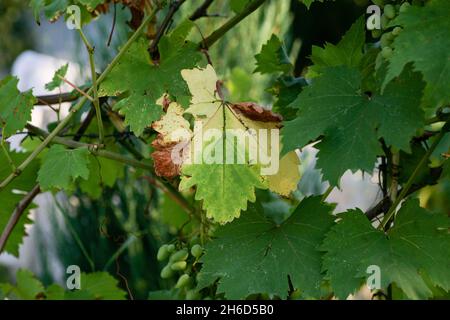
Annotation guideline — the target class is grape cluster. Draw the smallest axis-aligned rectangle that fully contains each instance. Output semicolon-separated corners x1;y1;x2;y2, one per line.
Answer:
157;242;205;299
370;1;428;60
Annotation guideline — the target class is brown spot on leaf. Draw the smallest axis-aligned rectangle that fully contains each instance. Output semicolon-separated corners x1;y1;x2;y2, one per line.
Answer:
151;136;181;178
230;102;283;123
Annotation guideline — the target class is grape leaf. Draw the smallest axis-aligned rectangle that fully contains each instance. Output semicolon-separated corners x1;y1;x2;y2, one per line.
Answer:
298;0;331;9
0;269;45;300
282;65;425;185
0;150;39;256
307;16;365;78
267;151;301;197
79;155;124;199
45;64;68;91
230;0;251;13
99;21;202;136
197;196;335;299
254;35;293;75
383;0;450;108
321;199;450;299
179;66;300;223
65;272;127;300
267;76;307;121
30;0;105;23
0;76;36;137
37;145;90;191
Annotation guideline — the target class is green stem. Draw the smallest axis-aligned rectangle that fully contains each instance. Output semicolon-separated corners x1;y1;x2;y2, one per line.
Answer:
390;150;399;203
79;28;104;144
379;121;449;230
201;0;267;48
53;196;96;272
0;134;16;172
321;185;334;201
27;123;154;171
0;10;157;192
103;235;138;271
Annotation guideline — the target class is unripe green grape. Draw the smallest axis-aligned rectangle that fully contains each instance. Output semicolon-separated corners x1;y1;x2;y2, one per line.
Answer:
167;244;175;253
157;244;170;261
392;26;402;36
191;244;203;258
380;33;393;47
400;2;411;12
186;290;200;300
175;274;191;289
171;261;187;271
381;46;393;59
371;29;382;38
160;264;174;279
381;14;389;30
169;249;188;262
384;4;396;19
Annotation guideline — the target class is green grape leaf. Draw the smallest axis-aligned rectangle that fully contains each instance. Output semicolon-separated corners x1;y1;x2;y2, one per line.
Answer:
45;64;69;91
383;0;450;108
307;16;365;78
15;269;46;300
38;145;90;191
230;0;251;13
0;269;45;300
99;21;202;136
79;155;124;199
77;0;103;11
282;65;425;185
254;35;293;75
180;164;267;224
267;76;307;121
65;272;127;300
30;0;68;23
197;197;335;299
0;76;36;137
321;199;450;299
298;0;331;9
30;0;105;23
0;150;39;256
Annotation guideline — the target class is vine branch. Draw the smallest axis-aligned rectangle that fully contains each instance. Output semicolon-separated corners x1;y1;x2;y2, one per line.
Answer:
201;0;267;48
379;121;449;230
78;28;105;144
0;9;158;192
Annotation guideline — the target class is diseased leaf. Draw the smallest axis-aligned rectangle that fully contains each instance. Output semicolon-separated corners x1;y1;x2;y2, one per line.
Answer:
38;145;90;191
383;0;450;108
197;197;335;299
267;151;301;197
321;199;450;299
178;66;298;223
